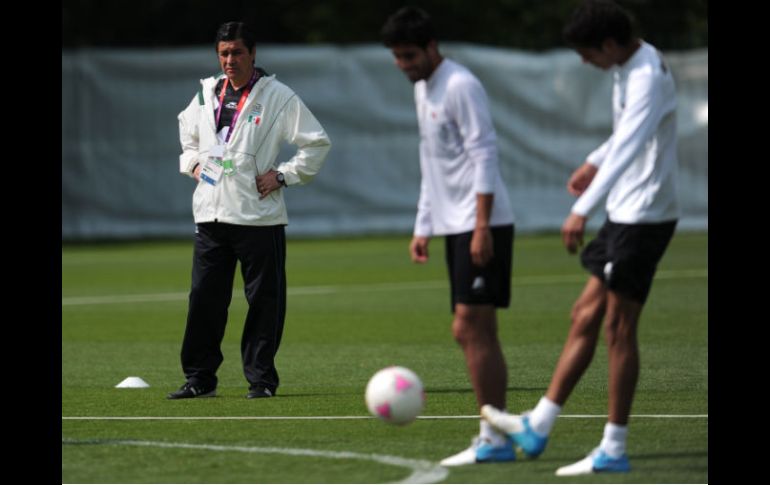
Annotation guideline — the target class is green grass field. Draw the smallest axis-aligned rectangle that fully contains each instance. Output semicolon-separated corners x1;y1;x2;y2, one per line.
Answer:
62;232;707;483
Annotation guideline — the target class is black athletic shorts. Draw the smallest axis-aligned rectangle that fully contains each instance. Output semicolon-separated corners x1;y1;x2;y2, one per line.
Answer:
445;224;514;312
580;218;677;304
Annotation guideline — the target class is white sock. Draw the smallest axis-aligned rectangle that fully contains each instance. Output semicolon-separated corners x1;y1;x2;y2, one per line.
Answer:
480;419;507;446
528;396;561;436
599;422;628;458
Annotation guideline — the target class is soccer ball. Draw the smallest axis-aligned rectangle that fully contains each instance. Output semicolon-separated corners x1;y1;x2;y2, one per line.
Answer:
365;366;425;425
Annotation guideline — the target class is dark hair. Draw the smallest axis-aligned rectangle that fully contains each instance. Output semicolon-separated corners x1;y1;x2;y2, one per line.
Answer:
381;6;436;48
563;0;634;48
215;21;257;51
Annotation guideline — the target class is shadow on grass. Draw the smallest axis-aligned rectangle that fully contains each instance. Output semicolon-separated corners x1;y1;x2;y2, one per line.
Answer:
279;385;547;398
634;450;708;460
427;386;548;394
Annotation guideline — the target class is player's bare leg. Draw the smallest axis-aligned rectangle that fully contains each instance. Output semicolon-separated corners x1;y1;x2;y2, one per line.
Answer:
453;303;507;409
603;291;643;425
554;287;641;477
483;276;606;458
440;303;515;466
546;276;607;404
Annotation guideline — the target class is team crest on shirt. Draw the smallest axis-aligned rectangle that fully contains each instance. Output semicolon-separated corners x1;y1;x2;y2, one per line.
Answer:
247;103;263;125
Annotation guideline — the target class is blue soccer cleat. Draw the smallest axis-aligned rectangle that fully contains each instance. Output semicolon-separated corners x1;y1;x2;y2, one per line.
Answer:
555;447;631;476
439;436;516;467
481;405;548;457
512;415;548;457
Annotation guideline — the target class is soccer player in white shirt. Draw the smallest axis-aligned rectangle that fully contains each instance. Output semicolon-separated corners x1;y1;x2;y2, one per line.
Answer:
482;0;678;476
382;6;517;467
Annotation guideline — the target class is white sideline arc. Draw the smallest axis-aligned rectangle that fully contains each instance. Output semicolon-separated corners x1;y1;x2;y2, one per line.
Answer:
61;269;707;306
61;438;448;484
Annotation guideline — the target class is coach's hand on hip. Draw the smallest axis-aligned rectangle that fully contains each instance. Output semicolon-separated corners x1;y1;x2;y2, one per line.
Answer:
256;170;283;199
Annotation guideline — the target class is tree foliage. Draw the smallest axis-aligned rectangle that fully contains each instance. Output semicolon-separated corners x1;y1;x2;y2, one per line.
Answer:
62;0;707;50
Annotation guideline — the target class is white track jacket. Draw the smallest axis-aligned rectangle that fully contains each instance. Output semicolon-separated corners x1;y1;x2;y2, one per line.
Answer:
178;73;331;226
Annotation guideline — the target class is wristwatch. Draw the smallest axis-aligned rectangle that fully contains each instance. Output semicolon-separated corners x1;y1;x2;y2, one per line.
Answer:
276;171;286;187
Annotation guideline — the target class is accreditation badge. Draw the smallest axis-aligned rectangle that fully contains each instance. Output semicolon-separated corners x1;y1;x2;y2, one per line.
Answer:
201;143;226;185
200;158;224;186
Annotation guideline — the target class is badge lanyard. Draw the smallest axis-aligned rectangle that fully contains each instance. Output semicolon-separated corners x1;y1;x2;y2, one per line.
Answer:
215;68;259;143
205;68;259;181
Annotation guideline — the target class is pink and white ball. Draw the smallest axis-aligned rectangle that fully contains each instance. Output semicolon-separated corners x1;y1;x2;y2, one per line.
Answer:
365;366;425;425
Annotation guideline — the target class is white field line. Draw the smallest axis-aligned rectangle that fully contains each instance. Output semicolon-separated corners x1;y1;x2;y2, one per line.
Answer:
60;438;448;484
62;414;707;420
61;269;707;306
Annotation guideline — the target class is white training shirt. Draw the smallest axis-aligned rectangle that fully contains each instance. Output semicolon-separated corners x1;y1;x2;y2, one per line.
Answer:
572;41;679;224
413;59;514;237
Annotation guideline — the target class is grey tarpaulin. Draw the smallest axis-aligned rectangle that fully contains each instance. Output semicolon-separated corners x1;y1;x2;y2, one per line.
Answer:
62;44;707;240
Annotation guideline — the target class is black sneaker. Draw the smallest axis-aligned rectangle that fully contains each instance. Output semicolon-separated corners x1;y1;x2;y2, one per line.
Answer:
167;382;216;399
246;387;274;399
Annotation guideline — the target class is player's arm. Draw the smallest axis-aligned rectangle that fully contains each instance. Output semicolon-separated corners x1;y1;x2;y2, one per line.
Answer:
178;95;202;181
449;79;498;267
410;236;430;263
411;177;432;264
561;212;587;254
570;70;662;218
567;162;598;196
567;131;611;195
471;193;494;266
